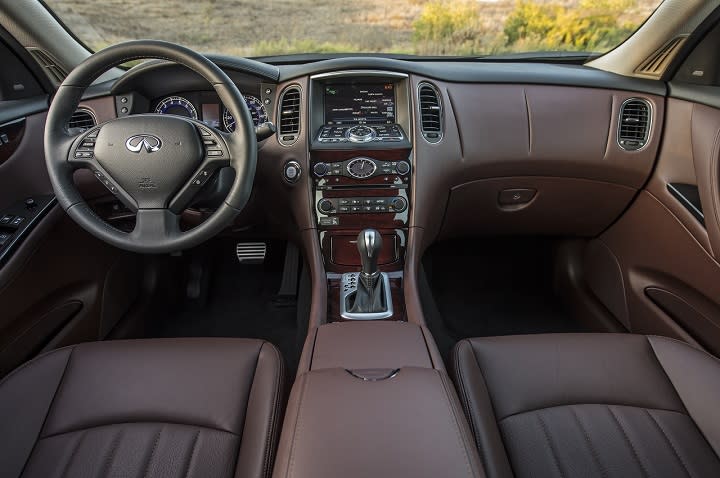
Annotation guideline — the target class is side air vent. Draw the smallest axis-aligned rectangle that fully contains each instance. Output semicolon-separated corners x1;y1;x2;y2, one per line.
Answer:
618;99;651;151
67;108;97;134
27;48;68;84
278;86;301;145
418;82;442;143
635;36;687;78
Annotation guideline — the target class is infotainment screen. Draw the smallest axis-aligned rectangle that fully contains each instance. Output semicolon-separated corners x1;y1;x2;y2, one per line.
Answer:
324;83;395;125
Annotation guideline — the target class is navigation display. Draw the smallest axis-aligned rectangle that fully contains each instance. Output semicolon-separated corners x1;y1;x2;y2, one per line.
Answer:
324;83;395;125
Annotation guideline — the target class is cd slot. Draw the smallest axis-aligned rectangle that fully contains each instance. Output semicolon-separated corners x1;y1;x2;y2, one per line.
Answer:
318;183;407;191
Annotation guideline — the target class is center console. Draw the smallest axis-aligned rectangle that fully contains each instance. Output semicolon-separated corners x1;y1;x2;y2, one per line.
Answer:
308;72;412;322
273;321;484;478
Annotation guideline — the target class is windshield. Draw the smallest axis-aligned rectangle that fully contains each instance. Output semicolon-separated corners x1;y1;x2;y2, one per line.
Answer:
44;0;662;58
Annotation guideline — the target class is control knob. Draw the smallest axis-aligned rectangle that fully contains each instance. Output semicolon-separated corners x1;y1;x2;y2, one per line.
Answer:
313;162;329;177
390;197;407;212
318;199;334;213
346;125;376;143
396;161;411;175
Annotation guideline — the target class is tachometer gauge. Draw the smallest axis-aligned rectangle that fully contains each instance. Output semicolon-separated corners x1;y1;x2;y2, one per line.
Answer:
223;95;268;132
154;96;198;119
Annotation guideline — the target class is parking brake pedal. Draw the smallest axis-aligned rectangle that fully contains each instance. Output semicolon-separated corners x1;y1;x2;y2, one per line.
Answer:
236;242;267;264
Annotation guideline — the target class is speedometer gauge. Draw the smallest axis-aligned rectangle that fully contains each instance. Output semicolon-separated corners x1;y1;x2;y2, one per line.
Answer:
223;95;268;132
155;96;198;119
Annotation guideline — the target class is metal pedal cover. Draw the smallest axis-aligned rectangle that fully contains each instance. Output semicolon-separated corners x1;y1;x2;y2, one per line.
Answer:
236;242;267;264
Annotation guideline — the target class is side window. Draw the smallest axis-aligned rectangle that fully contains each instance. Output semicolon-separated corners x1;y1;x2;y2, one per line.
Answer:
0;38;44;101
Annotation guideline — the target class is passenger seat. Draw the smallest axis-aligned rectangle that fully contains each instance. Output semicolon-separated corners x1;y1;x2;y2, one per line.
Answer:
452;334;720;478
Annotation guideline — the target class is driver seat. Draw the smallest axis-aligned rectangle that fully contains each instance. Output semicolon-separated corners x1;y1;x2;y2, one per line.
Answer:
0;338;284;478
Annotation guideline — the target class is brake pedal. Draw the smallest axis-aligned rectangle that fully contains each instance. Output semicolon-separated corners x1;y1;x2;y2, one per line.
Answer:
236;242;267;264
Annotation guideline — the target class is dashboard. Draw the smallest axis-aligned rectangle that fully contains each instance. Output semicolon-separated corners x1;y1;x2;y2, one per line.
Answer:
77;56;664;258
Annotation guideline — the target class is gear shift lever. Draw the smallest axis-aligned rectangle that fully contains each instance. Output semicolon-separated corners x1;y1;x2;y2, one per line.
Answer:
345;228;389;316
357;229;382;289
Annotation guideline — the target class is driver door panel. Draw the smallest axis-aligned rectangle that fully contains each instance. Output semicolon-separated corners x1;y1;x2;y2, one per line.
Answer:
0;81;139;378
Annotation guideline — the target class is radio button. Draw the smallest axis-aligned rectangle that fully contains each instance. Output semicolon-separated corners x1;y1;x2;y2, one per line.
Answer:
313;162;329;177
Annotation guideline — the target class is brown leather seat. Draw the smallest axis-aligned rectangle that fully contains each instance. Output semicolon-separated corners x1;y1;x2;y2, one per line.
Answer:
452;333;720;478
0;338;284;478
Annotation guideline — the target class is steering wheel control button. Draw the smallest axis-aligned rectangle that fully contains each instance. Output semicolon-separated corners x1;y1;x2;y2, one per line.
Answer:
498;188;537;206
192;169;212;187
206;150;223;157
283;161;302;183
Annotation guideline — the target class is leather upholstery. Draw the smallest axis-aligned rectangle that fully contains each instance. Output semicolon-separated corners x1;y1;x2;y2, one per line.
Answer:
310;322;433;370
272;367;485;478
0;338;284;478
452;334;720;478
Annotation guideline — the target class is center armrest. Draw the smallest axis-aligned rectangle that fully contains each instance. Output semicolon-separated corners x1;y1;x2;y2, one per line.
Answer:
310;321;436;370
272;367;485;478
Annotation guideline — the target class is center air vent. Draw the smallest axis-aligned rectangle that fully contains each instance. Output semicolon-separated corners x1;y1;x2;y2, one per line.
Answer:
618;99;651;151
67;108;97;134
278;86;301;145
418;82;442;143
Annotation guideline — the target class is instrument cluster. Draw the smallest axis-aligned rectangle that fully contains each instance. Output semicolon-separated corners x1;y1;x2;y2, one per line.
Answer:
152;92;269;132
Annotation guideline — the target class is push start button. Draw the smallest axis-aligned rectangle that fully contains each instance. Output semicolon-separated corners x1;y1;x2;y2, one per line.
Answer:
498;188;536;206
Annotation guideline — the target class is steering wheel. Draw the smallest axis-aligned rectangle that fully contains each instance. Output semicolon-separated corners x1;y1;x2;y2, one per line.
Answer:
44;40;257;253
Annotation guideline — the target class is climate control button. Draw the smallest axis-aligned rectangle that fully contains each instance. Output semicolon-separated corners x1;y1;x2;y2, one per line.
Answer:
318;199;334;213
390;197;407;212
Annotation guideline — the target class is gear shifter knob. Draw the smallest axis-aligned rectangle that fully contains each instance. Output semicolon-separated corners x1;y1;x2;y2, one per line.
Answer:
357;229;382;287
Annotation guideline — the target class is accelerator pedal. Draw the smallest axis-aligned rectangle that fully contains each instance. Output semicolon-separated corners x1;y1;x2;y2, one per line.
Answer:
236;242;267;265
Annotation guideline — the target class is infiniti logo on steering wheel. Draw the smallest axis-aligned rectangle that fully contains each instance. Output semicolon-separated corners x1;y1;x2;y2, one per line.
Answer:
125;134;162;153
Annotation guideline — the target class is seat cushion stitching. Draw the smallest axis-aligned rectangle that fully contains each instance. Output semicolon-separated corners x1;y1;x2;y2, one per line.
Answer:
99;428;123;477
569;405;608;478
141;426;163;478
499;403;687;423
645;409;693;478
181;429;200;478
607;405;649;478
40;420;240;440
536;411;566;478
59;429;86;478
